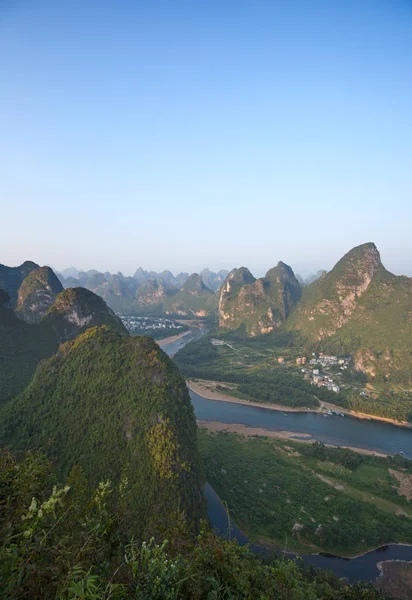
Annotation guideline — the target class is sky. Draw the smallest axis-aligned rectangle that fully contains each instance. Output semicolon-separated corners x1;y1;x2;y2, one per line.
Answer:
1;0;411;278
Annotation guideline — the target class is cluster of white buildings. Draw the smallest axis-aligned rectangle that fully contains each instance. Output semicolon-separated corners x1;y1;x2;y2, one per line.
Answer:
119;315;184;333
301;352;352;393
309;352;350;370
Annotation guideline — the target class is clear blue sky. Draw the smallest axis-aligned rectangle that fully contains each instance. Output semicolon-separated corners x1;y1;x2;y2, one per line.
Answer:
1;0;411;277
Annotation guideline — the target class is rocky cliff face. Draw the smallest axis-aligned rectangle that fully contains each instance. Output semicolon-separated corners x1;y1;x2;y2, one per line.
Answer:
44;287;128;339
288;243;383;340
15;266;63;323
135;280;172;307
218;263;301;335
288;243;412;381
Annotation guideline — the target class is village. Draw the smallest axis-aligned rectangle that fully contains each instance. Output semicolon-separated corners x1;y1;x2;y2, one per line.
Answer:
277;352;352;393
119;315;185;334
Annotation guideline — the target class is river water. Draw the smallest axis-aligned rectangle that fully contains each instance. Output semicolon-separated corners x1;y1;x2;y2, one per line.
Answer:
204;483;412;583
161;329;412;581
190;392;412;459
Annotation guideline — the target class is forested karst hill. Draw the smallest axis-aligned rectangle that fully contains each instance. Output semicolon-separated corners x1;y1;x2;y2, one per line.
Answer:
164;273;218;316
0;326;203;534
15;266;63;323
219;262;301;335
287;243;412;381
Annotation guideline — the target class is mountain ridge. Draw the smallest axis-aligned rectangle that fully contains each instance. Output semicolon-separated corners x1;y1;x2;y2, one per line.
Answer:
58;267;224;316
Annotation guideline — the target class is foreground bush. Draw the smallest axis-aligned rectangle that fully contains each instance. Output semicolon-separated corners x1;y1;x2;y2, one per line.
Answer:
0;449;388;599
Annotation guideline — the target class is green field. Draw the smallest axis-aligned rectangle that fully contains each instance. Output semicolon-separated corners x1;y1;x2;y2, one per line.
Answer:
198;429;412;556
175;333;347;409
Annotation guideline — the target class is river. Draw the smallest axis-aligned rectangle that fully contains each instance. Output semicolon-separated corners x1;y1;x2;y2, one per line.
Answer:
161;329;412;581
190;392;412;459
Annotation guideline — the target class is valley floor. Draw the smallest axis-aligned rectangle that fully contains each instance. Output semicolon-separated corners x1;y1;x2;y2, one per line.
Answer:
198;429;412;558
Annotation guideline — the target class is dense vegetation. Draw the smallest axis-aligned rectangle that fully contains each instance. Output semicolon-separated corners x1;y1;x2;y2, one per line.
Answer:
0;326;203;535
0;448;388;599
347;392;412;423
198;429;412;556
0;293;58;402
214;244;412;419
0;285;127;404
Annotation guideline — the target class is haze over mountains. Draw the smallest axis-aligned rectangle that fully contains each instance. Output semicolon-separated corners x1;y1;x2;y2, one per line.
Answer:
57;266;228;316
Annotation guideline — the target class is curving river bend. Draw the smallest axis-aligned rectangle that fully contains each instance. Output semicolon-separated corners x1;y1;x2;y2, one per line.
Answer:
162;328;412;581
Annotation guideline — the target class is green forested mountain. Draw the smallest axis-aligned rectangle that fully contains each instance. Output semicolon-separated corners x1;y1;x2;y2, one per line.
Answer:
219;262;301;335
0;290;58;403
0;326;203;534
164;273;218;316
15;266;63;323
287;243;412;382
0;279;127;403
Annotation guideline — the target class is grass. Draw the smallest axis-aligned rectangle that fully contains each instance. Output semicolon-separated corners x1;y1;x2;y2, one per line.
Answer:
198;428;412;557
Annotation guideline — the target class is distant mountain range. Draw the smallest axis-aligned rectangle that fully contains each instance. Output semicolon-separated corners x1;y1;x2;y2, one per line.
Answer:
57;267;228;316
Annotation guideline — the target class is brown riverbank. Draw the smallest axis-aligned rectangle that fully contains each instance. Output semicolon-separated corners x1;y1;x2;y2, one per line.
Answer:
375;560;412;598
198;420;389;457
188;380;312;413
157;331;190;347
188;379;412;430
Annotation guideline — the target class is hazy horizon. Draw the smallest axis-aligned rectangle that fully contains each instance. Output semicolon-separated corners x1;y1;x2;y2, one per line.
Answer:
1;1;411;277
2;238;411;281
